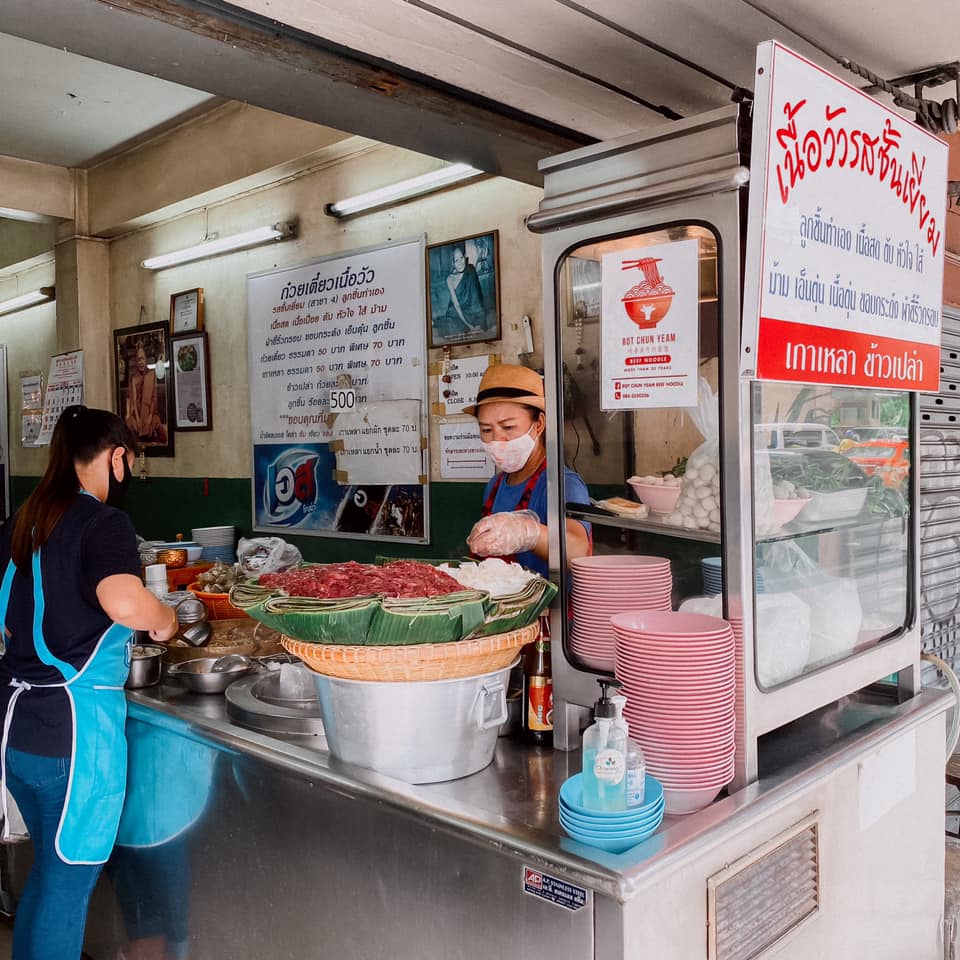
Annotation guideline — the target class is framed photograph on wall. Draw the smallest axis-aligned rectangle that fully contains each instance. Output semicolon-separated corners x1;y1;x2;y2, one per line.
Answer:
171;332;212;431
170;288;204;334
426;230;500;348
113;321;174;457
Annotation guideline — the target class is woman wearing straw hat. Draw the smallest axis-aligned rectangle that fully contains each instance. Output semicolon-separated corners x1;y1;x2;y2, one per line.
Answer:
464;364;590;576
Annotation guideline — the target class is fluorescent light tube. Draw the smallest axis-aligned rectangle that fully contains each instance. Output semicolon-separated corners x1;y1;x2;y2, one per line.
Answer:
141;221;296;270
326;163;485;218
0;286;55;317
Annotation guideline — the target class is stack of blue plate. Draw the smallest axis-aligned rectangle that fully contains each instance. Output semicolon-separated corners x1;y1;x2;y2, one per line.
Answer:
701;556;723;596
558;772;664;853
701;557;763;597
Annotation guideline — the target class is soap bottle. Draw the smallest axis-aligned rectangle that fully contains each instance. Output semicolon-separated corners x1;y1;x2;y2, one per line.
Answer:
581;679;627;812
612;695;646;808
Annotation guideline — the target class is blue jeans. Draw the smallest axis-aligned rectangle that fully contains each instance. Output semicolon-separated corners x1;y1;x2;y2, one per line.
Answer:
6;748;103;960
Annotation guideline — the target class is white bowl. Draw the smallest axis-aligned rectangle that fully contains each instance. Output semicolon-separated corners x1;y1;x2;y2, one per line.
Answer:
185;546;204;562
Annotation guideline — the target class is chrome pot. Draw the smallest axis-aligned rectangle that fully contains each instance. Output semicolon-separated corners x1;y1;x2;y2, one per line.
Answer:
312;658;516;784
126;643;166;689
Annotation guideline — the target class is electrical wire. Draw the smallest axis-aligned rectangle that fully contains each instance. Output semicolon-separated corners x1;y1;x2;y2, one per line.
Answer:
922;651;960;761
570;420;583;471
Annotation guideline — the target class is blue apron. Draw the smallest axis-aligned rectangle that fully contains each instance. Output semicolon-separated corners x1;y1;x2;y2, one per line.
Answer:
0;547;133;865
116;710;216;849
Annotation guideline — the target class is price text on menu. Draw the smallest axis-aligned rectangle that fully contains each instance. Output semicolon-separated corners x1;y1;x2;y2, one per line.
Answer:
742;41;948;392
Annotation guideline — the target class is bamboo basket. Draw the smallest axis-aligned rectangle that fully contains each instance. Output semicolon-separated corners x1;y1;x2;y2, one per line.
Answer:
282;622;539;682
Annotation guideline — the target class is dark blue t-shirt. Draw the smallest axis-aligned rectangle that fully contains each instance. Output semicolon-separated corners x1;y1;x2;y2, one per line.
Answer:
0;495;141;756
482;466;591;577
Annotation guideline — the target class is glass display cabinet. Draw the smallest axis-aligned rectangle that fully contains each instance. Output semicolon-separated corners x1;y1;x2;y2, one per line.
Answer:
527;105;921;788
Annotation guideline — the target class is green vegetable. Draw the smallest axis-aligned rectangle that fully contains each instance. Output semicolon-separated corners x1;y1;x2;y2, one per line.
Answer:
864;476;909;519
769;450;868;493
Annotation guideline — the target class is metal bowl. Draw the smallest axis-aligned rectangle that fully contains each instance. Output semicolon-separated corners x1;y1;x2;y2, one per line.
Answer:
157;548;188;569
126;644;166;688
168;657;256;694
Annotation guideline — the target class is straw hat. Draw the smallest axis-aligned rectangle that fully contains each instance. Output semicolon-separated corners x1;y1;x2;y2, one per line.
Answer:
463;364;545;418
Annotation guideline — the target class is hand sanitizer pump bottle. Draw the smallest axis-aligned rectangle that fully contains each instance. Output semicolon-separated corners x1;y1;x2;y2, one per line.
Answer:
611;694;646;807
581;679;627;812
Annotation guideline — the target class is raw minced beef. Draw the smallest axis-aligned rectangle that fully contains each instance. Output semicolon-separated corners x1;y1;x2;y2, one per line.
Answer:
259;561;464;600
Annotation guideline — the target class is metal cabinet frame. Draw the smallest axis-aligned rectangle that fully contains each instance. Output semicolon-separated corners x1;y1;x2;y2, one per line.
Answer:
528;104;922;788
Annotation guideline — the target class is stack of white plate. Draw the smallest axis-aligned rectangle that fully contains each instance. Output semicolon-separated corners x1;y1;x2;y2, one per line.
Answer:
569;556;672;672
192;525;235;563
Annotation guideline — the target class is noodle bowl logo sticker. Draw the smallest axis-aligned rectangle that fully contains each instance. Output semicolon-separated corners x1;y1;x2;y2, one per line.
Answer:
265;449;320;524
620;257;675;329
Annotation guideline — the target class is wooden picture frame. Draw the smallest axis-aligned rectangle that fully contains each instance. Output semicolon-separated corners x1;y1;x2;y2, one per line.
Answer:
170;288;204;334
426;230;500;348
171;332;213;431
113;321;174;457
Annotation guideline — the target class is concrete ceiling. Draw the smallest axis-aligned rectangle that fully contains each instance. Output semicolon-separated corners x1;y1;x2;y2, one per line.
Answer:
219;0;960;138
0;31;216;168
0;1;956;177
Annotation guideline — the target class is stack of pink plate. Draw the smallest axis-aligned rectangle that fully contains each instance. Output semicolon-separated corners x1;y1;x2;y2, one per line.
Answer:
570;556;672;672
680;595;746;771
611;610;735;816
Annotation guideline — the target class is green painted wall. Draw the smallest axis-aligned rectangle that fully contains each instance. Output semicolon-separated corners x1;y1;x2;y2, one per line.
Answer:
12;475;486;563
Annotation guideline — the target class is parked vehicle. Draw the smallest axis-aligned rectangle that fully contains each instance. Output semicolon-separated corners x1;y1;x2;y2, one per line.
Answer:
755;422;841;451
843;440;910;488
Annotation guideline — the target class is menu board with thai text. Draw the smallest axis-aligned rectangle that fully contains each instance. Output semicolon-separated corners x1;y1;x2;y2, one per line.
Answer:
246;238;429;541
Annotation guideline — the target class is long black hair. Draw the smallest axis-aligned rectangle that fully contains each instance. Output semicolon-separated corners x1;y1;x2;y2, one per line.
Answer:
12;405;139;569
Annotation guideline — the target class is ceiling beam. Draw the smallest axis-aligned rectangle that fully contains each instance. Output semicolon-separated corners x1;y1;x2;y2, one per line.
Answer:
0;156;75;223
0;0;589;187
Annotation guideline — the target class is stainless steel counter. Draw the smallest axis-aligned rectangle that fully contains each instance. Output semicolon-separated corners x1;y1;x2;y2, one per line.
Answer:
124;680;951;903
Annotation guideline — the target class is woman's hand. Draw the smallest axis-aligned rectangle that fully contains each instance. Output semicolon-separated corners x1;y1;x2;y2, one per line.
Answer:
467;510;542;557
149;605;179;644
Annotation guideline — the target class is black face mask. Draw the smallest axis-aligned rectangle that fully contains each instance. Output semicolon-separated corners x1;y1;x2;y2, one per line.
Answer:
106;449;133;508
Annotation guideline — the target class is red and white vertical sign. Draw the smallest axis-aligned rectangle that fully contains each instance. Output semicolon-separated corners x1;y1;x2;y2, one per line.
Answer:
741;42;948;392
600;238;700;409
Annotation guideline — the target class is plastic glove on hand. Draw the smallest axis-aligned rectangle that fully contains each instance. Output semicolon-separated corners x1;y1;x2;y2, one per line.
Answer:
467;510;542;558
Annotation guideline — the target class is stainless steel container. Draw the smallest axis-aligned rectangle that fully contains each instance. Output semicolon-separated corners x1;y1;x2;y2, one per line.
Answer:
126;644;166;688
312;659;516;784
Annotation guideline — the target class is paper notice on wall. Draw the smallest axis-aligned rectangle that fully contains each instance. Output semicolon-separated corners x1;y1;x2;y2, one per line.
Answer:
19;372;43;447
858;730;916;831
438;421;495;480
600;238;699;410
331;400;424;485
432;354;497;415
37;351;83;446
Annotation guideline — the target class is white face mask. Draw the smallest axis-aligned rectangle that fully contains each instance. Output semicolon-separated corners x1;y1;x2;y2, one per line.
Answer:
482;425;539;473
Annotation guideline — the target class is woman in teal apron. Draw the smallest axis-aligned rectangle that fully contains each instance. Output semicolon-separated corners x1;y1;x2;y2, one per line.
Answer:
464;364;591;574
0;406;179;960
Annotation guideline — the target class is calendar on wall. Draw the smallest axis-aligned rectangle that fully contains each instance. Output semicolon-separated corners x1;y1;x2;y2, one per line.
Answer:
37;350;84;446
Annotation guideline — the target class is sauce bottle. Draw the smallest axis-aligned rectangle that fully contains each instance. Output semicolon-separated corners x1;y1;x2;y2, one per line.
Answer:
522;630;553;746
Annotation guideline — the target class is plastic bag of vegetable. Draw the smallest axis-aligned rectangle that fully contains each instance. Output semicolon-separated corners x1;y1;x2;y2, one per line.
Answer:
237;537;303;578
756;541;861;667
661;377;721;532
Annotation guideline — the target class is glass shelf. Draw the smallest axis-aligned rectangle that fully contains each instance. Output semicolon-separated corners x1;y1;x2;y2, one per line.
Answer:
756;513;908;544
566;504;721;544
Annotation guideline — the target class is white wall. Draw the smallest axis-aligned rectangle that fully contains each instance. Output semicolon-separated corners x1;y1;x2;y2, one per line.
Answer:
109;140;543;478
0;254;57;476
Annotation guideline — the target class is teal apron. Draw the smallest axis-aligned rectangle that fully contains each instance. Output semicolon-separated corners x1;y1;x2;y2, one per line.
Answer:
0;546;133;865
